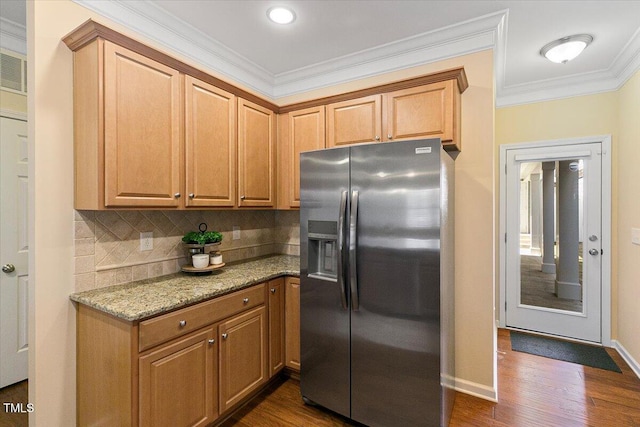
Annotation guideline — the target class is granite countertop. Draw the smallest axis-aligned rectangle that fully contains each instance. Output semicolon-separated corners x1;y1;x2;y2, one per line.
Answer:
70;255;300;322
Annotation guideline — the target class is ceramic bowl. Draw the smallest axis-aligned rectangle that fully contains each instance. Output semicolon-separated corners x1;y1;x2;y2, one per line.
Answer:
210;253;223;265
192;254;210;269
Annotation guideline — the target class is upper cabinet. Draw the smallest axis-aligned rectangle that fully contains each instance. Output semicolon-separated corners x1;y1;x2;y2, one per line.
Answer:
64;20;279;210
326;80;462;150
326;95;381;147
73;39;183;209
65;20;466;210
237;99;276;208
278;106;326;209
185;76;236;208
384;80;459;148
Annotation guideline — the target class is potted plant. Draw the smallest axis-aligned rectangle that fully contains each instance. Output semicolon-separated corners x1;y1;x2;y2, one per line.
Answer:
182;223;223;254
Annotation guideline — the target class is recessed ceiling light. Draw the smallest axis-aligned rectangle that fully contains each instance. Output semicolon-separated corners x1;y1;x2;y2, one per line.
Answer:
540;34;593;64
267;6;296;25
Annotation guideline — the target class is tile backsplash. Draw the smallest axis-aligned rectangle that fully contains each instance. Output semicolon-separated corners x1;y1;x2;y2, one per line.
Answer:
74;209;300;292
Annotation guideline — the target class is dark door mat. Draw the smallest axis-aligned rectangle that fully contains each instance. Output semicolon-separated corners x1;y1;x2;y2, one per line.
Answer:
510;331;622;373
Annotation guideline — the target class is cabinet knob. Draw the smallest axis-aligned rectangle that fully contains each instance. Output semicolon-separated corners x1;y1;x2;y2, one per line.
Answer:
240;195;246;200
208;339;215;345
222;333;228;339
179;320;187;327
189;193;195;199
374;135;380;141
243;297;249;304
270;288;276;294
174;192;181;198
387;134;393;140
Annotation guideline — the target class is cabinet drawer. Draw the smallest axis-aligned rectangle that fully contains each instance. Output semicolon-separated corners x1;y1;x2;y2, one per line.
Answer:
139;284;265;352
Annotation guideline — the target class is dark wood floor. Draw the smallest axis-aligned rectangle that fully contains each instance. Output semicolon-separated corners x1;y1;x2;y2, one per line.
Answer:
2;330;638;426
0;380;28;427
222;329;640;427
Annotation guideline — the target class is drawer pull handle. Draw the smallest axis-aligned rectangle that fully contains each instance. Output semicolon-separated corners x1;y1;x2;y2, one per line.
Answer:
179;320;187;327
243;298;249;304
270;288;276;294
208;339;215;345
222;333;228;339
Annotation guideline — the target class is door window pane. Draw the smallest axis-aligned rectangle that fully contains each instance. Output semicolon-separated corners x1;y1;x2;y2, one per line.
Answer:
519;160;583;313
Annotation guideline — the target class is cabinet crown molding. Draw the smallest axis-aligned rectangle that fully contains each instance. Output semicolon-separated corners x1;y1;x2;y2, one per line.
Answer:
63;20;467;116
278;68;467;114
63;19;279;112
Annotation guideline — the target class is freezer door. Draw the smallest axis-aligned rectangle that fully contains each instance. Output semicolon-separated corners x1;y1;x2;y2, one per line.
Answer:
300;147;351;418
349;139;443;427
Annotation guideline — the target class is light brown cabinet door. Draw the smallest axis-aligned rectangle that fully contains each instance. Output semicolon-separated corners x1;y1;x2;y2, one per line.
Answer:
384;81;455;143
278;106;325;208
267;278;285;376
219;305;267;413
237;99;276;207
185;76;236;207
103;41;182;207
285;277;300;371
139;328;217;427
326;95;382;147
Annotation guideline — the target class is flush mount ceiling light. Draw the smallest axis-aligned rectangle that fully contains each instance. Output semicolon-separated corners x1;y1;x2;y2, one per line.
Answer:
540;34;593;64
267;6;296;24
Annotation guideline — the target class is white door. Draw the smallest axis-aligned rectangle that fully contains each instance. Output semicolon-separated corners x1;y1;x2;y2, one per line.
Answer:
504;142;602;342
0;116;29;387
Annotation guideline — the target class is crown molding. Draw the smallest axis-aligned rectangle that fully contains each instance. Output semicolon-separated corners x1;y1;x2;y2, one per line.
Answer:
272;10;506;98
0;17;26;55
72;0;276;98
496;26;640;107
69;1;638;107
73;0;504;101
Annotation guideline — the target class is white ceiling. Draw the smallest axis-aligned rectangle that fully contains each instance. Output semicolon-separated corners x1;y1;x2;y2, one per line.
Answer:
1;1;639;106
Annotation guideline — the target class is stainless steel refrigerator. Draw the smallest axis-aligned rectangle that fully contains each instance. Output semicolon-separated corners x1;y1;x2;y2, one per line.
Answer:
300;138;455;427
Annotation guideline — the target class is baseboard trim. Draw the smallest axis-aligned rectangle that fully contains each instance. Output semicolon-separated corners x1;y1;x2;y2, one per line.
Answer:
612;340;640;379
454;377;497;402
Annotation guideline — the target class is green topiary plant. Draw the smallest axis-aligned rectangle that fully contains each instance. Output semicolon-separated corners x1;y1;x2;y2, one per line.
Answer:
182;230;223;245
182;223;223;245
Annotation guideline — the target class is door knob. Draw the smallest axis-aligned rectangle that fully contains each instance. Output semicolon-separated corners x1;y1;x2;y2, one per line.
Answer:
588;249;599;256
2;264;15;273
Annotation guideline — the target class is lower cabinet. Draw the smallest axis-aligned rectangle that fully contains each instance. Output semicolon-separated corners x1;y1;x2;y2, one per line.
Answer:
219;305;267;413
76;278;298;427
268;277;285;376
139;328;217;427
285;277;301;371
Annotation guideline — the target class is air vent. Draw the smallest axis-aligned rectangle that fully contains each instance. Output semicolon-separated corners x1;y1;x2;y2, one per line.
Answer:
0;50;27;94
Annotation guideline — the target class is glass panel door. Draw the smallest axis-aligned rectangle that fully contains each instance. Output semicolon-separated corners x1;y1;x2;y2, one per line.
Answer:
505;143;601;342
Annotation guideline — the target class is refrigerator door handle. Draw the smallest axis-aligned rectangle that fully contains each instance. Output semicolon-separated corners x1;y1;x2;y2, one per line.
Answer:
349;190;360;311
337;190;348;310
